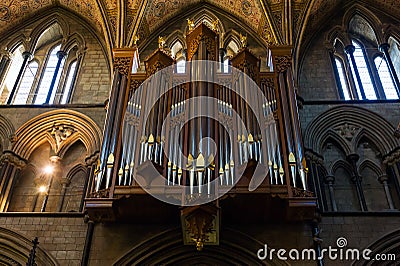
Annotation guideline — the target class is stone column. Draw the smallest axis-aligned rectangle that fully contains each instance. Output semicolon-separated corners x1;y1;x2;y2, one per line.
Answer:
45;50;67;104
0;151;26;211
378;174;395;210
325;175;338;212
347;153;368;211
57;178;71;212
0;50;11;83
6;51;32;104
345;45;366;100
379;43;400;98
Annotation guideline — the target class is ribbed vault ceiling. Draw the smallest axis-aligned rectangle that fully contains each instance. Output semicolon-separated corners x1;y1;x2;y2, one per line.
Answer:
0;0;400;51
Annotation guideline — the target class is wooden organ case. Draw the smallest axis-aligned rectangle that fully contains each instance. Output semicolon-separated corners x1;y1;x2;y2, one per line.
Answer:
85;23;316;250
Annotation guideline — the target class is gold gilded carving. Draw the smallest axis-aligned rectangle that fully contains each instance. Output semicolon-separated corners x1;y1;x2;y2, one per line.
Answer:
181;205;219;251
158;36;165;49
187;18;195;31
211;19;219;31
239;33;247;48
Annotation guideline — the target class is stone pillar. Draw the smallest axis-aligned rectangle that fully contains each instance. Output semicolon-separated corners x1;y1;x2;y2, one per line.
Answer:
0;151;26;211
0;50;11;83
45;50;67;104
347;153;368;211
325;175;338;212
379;43;400;98
6;51;33;104
345;45;366;100
306;150;328;211
57;178;71;212
378;174;395;210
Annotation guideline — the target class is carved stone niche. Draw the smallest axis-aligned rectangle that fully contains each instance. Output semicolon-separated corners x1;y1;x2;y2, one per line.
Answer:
181;204;220;251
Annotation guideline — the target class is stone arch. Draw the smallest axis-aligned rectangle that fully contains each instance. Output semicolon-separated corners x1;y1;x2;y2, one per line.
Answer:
61;32;86;53
319;130;352;156
66;163;87;181
113;227;288;265
304;106;399;157
0;114;15;152
62;163;87;212
29;16;69;54
191;9;226;36
0;227;58;265
342;4;384;45
358;159;383;177
382;25;400;45
139;2;269;54
2;34;30;55
12;109;102;160
223;29;241;54
354;229;400;265
325;26;351;47
329;159;353;177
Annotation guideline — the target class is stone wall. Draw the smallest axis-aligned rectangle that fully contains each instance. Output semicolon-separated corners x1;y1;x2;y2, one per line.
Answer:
0;214;86;265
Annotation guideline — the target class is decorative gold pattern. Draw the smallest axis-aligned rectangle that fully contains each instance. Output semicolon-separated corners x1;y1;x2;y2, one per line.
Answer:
145;0;262;33
181;205;219;251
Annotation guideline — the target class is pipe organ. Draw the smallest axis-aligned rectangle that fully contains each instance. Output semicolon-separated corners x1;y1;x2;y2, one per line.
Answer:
86;22;315;223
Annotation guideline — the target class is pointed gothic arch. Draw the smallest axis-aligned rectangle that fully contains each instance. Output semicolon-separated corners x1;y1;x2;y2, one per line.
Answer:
0;227;58;265
304;106;400;157
113;228;287;266
342;4;384;45
12;109;102;160
0;114;15;152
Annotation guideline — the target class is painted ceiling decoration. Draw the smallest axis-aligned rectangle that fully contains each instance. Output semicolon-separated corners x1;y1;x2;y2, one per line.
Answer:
1;0;400;54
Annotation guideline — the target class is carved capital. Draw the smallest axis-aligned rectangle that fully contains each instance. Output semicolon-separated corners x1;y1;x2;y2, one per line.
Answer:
378;174;388;184
0;151;26;168
325;175;335;184
60;178;71;186
382;148;400;165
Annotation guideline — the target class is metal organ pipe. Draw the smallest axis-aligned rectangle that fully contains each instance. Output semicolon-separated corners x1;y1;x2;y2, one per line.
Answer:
110;26;309;206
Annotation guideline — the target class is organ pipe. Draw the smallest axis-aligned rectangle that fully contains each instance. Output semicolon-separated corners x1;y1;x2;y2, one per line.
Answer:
92;23;310;202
